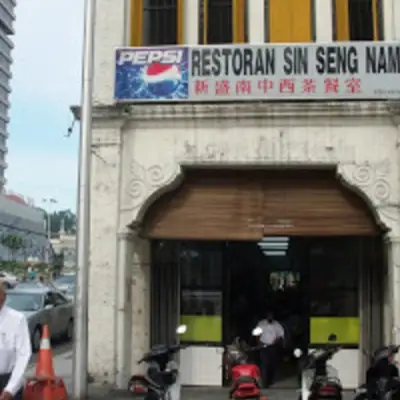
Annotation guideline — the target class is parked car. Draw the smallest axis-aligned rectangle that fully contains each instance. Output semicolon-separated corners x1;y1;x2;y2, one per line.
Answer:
53;274;76;297
5;287;74;352
0;271;19;288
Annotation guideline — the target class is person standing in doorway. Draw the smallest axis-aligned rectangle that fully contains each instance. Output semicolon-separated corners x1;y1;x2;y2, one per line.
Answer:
256;310;284;388
0;282;32;399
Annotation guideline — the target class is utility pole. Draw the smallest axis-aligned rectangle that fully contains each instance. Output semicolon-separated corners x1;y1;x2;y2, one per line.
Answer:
42;198;57;264
71;0;96;398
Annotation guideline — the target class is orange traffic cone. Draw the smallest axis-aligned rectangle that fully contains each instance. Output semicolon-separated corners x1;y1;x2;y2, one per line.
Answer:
35;325;55;379
23;325;68;400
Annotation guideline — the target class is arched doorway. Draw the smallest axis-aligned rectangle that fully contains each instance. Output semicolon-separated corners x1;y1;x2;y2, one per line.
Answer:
142;169;384;388
142;169;381;238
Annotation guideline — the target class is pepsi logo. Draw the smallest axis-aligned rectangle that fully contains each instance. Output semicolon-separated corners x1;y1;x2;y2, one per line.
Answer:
142;63;182;97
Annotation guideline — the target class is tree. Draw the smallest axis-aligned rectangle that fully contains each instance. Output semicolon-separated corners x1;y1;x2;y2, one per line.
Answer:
41;209;77;235
1;234;25;261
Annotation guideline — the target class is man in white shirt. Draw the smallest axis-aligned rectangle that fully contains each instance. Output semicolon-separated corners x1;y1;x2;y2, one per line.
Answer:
256;310;284;388
0;282;32;400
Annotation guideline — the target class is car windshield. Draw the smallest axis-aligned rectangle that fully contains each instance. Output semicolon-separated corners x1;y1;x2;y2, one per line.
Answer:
55;275;75;285
6;293;43;312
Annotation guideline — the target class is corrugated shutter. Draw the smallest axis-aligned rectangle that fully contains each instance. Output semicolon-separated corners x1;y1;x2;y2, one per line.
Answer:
143;170;264;240
262;170;379;236
142;169;380;239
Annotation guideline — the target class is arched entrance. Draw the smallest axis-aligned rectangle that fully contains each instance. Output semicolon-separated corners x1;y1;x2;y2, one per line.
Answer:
142;169;384;388
142;168;381;238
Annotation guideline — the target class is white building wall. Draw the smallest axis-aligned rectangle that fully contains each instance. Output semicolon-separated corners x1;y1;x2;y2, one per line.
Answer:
86;0;400;386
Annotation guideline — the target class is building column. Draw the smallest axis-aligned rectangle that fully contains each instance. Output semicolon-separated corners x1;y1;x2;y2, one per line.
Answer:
384;234;400;346
383;0;400;40
315;0;333;41
130;235;151;375
184;0;199;44
115;228;134;388
247;0;264;43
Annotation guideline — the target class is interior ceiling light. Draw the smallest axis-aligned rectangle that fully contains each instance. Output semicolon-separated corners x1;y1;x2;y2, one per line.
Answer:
260;236;289;242
258;242;288;248
263;250;286;256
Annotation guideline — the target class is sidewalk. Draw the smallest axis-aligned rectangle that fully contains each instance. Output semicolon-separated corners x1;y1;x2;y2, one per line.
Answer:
25;350;73;393
26;354;355;399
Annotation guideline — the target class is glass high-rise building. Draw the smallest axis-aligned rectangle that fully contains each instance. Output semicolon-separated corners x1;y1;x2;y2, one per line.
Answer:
0;0;15;188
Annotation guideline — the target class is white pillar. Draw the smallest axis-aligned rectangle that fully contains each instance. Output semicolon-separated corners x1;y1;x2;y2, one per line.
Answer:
130;235;151;375
385;234;400;348
315;0;333;41
184;0;199;44
382;0;394;40
247;0;264;43
384;0;400;40
115;228;134;388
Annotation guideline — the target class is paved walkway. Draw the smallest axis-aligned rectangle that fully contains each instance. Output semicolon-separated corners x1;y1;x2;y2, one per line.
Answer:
26;352;356;399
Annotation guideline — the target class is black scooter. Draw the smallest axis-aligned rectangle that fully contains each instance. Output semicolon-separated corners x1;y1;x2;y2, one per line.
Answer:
128;325;188;400
354;345;400;400
294;334;343;400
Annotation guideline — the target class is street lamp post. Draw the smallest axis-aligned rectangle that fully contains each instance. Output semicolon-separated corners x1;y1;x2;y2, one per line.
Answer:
72;0;96;398
42;198;57;264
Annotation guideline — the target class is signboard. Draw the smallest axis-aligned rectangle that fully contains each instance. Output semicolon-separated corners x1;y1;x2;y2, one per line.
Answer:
114;43;400;102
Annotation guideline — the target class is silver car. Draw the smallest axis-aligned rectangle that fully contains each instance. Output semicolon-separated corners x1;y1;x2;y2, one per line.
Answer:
5;287;74;352
53;274;76;296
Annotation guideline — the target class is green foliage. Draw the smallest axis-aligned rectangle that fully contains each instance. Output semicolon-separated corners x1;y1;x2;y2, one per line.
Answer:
42;209;76;235
1;234;25;261
0;260;51;278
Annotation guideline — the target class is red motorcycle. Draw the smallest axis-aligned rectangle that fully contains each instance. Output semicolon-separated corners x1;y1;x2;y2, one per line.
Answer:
224;329;267;400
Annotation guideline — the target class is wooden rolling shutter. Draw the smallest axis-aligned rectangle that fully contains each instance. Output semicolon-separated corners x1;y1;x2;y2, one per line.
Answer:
142;170;380;239
261;170;379;236
142;170;264;240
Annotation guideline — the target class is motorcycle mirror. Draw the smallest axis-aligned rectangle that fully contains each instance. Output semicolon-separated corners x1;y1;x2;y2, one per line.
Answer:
176;324;187;334
252;327;262;336
328;333;337;342
293;348;303;358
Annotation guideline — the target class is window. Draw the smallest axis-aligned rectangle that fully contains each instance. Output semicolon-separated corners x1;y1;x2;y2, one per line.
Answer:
334;0;382;41
53;293;68;306
179;242;223;343
199;0;246;44
265;0;313;43
130;0;184;46
308;238;359;345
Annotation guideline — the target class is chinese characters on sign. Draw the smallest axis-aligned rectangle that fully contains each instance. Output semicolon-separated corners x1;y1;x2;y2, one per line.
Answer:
192;77;362;97
114;43;400;102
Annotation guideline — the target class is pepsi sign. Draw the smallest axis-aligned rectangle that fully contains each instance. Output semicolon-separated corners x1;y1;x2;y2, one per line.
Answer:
115;47;189;102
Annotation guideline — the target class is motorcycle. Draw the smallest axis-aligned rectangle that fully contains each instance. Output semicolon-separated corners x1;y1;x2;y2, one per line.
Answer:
354;344;400;400
225;327;267;400
128;324;188;400
294;334;342;400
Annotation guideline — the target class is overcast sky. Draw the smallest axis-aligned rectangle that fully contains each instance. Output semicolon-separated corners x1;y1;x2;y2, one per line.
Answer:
6;0;84;211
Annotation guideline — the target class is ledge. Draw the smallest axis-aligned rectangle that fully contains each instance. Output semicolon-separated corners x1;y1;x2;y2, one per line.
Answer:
70;100;400;122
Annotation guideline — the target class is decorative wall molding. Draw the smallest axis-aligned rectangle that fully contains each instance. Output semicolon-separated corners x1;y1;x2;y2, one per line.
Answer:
71;101;400;122
124;161;181;214
338;161;400;229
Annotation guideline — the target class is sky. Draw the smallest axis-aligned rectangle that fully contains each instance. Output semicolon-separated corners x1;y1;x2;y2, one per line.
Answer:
6;0;84;212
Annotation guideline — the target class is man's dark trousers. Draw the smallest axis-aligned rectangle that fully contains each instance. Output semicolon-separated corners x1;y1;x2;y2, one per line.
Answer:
0;374;23;400
260;344;279;388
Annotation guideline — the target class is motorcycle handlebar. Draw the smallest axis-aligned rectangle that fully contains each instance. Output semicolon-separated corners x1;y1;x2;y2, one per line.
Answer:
137;343;189;364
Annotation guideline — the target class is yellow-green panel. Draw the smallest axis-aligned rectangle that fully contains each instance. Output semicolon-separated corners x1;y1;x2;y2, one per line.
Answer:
310;317;360;344
180;315;222;342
